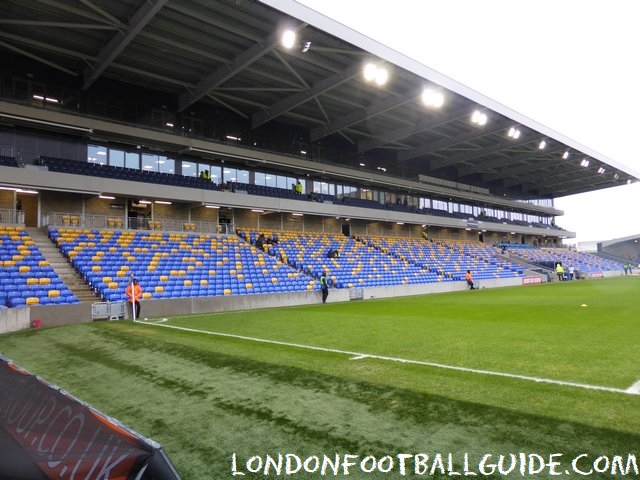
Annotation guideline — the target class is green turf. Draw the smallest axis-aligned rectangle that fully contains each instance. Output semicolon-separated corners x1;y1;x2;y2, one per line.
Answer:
1;277;640;478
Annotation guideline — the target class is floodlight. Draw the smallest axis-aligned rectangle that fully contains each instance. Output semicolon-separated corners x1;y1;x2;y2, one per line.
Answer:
580;158;590;167
375;67;388;86
281;30;296;49
363;63;388;86
562;150;569;159
471;110;487;125
538;140;546;149
421;88;444;108
363;63;377;82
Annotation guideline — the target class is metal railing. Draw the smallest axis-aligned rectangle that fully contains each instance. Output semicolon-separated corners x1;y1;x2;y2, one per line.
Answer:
0;208;24;225
41;211;232;234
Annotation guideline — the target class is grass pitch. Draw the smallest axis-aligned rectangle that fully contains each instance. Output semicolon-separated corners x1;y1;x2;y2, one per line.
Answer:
2;277;640;478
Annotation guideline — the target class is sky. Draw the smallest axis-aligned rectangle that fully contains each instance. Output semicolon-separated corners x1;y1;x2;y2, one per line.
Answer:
294;0;640;245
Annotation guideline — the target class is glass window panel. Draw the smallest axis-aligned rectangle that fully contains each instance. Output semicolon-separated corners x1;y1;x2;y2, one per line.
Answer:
265;174;276;188
182;161;196;177
159;156;174;174
109;149;124;168
125;151;139;170
223;167;236;182
254;172;266;186
209;165;221;183
236;169;249;184
142;153;157;171
88;144;106;164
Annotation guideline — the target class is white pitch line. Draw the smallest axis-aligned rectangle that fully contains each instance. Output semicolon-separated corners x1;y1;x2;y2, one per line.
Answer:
350;354;369;361
134;319;638;396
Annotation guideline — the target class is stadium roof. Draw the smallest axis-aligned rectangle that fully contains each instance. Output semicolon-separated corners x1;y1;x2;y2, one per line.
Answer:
0;0;637;200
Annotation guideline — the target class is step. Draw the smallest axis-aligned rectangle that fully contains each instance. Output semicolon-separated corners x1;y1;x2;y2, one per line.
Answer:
27;227;100;303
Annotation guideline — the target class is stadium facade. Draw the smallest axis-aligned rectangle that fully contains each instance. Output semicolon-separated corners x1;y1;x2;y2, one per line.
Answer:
0;0;636;323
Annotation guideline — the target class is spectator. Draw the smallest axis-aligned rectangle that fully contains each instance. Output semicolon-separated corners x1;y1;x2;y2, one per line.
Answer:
255;233;266;251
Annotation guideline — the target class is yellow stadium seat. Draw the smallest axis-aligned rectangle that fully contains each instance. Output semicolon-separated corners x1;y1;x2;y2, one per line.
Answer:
26;297;40;305
48;290;60;298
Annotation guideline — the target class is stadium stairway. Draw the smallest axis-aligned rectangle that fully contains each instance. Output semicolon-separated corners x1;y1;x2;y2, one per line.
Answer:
26;228;99;303
493;250;551;279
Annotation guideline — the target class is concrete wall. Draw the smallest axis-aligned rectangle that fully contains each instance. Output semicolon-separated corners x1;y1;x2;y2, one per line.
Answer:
0;307;31;334
1;276;538;333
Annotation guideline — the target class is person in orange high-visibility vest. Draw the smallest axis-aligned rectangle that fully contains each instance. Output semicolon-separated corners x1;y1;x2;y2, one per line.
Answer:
125;278;143;319
465;270;475;290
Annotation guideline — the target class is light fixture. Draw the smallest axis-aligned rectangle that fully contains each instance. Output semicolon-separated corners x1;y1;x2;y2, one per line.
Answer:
165;122;174;128
562;150;569;159
139;200;152;204
471;110;487;125
301;41;311;53
580;159;590;167
597;167;606;174
421;87;444;108
0;186;39;194
281;30;296;49
155;200;172;205
251;209;264;213
363;62;388;86
205;204;220;209
507;127;521;139
226;135;241;141
33;94;59;104
0;113;92;133
614;173;620;180
99;195;115;200
538;140;546;149
292;213;303;216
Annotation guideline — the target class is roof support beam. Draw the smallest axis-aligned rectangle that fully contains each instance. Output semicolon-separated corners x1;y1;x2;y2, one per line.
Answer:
252;63;361;129
82;0;168;90
359;104;470;154
311;91;419;144
179;32;284;112
397;121;508;165
425;126;528;170
459;146;564;178
0;40;78;76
